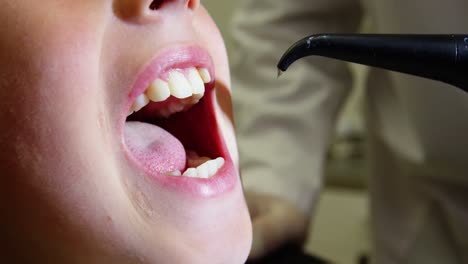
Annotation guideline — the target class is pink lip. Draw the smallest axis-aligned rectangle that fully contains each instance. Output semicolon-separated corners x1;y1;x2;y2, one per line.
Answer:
120;45;239;198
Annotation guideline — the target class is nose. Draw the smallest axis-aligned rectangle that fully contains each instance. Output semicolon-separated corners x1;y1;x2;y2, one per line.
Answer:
114;0;200;24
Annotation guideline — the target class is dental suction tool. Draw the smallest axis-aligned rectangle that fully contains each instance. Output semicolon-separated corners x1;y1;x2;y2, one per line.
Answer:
277;34;468;93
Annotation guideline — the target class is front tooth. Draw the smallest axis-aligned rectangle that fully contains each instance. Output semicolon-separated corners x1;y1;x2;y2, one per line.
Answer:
147;79;170;102
198;68;211;83
132;94;150;112
195;158;225;178
215;157;225;170
168;70;192;99
196;164;209;178
187;67;205;96
182;168;198;177
206;160;218;176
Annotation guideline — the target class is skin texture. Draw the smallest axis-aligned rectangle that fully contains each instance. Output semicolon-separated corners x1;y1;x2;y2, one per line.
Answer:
0;0;251;263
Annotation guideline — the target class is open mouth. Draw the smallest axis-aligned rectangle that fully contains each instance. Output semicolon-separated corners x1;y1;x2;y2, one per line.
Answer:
122;47;231;188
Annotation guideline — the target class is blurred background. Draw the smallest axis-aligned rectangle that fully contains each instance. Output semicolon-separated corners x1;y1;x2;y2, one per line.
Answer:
204;1;371;263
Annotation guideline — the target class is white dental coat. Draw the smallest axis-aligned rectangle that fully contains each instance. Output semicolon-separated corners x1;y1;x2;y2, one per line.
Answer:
230;0;468;263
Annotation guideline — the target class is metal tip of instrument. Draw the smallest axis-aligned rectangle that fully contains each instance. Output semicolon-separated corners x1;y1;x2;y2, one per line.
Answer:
277;68;283;78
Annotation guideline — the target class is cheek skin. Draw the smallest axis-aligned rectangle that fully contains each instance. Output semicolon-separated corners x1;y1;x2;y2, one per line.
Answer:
0;3;125;261
195;6;232;88
1;17;105;179
0;8;96;181
0;2;252;263
0;3;106;190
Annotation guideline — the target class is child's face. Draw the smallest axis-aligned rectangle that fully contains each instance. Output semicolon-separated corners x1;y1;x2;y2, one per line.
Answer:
0;1;251;263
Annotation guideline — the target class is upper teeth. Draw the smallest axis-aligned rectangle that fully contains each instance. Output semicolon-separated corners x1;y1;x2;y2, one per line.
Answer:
129;67;211;115
167;157;224;179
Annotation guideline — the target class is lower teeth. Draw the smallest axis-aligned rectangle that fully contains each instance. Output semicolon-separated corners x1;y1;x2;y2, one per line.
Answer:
166;157;224;179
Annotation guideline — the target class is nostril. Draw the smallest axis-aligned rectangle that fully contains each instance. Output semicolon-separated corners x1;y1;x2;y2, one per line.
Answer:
187;0;197;10
148;0;198;11
149;0;164;10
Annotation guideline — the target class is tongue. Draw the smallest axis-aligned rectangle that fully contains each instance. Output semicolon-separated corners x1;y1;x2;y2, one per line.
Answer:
124;121;186;174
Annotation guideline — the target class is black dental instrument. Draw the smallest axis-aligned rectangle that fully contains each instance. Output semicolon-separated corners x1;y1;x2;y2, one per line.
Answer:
277;34;468;93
